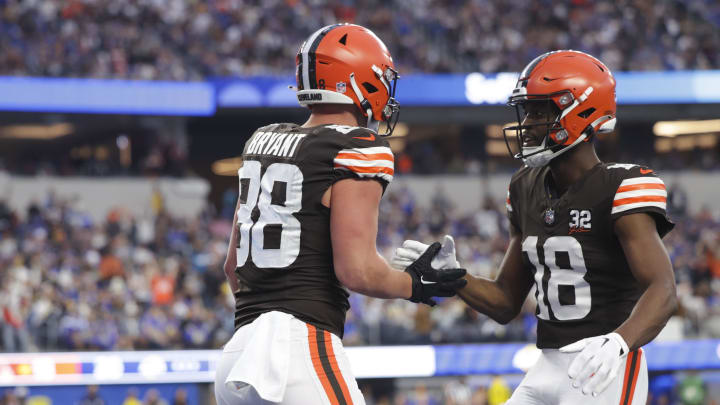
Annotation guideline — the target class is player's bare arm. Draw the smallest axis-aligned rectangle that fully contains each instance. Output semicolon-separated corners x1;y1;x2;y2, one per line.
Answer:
330;178;413;299
330;178;466;303
612;212;677;350
223;196;242;292
457;225;534;324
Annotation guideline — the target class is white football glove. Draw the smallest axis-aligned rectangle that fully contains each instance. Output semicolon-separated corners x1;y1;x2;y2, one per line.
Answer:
390;235;460;270
559;332;630;396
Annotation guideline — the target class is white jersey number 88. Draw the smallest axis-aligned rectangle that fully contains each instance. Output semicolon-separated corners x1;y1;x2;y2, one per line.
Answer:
236;160;303;268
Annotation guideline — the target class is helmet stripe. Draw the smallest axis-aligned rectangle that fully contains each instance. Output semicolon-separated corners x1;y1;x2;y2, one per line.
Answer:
519;52;550;81
300;27;325;90
303;24;342;90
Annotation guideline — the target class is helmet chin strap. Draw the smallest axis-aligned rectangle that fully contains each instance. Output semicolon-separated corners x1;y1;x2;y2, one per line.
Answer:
349;72;381;132
367;116;380;132
521;133;587;168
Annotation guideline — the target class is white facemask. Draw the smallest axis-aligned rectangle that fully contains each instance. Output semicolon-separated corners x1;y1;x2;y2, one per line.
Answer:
521;133;587;168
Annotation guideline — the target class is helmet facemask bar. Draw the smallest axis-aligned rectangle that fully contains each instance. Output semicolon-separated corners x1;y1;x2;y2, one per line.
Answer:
380;67;400;137
368;65;400;137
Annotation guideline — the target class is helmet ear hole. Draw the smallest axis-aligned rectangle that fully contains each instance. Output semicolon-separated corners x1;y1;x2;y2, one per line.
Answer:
578;107;596;118
362;82;379;94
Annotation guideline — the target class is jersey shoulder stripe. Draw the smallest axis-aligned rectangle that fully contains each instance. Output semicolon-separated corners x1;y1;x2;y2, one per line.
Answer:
334;146;394;182
612;176;667;214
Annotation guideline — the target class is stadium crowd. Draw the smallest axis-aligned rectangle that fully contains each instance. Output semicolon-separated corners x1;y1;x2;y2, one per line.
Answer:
1;180;719;353
0;0;719;80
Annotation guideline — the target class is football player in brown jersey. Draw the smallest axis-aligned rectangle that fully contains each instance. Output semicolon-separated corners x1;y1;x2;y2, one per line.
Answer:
214;24;467;405
393;50;677;404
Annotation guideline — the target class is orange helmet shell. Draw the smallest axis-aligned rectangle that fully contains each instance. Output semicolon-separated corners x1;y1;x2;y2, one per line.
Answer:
296;24;399;128
512;50;617;145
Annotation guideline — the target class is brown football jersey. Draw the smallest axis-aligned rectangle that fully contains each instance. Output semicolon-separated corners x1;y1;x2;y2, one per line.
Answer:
507;163;674;348
233;123;394;338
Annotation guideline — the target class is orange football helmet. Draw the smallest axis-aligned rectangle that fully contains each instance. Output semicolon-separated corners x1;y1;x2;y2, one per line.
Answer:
503;50;617;167
295;24;400;136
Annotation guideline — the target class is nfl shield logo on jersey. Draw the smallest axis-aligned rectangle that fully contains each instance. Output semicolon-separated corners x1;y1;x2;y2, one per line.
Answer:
336;82;347;94
543;208;555;225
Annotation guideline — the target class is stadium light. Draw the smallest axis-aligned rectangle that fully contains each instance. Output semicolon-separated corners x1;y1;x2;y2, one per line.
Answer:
485;123;518;139
0;123;74;140
212;157;244;176
379;121;408;138
653;119;720;137
654;133;717;153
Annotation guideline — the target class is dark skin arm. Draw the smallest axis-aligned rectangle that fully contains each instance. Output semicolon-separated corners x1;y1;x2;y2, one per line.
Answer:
613;212;677;350
457;224;534;324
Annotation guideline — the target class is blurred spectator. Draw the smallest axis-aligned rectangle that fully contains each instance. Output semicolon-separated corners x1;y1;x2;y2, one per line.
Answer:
172;389;188;405
122;388;142;405
0;1;719;81
444;379;472;405
79;385;105;405
677;372;706;405
470;386;488;405
143;389;168;405
486;376;511;405
151;266;176;306
405;383;440;405
99;248;125;282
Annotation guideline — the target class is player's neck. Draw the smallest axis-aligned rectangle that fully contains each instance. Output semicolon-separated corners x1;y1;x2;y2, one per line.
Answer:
548;142;601;193
302;105;364;128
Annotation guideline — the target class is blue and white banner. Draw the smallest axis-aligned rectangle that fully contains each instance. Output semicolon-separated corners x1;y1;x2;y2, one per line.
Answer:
214;71;720;107
0;77;215;115
1;340;718;387
0;71;719;114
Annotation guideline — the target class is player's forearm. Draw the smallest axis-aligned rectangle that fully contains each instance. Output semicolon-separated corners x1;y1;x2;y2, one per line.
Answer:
614;280;677;351
614;213;678;350
458;276;520;324
335;253;412;299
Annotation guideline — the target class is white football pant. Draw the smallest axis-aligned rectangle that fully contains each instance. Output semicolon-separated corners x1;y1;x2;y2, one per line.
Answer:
214;311;365;405
506;348;647;405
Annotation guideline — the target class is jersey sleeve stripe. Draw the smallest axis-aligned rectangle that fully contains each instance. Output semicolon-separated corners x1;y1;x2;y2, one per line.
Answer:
611;201;666;214
616;183;666;193
334;163;394;175
617;177;664;186
333;158;394;169
613;195;666;206
336;152;394;161
614;189;667;200
613;177;668;215
338;146;393;156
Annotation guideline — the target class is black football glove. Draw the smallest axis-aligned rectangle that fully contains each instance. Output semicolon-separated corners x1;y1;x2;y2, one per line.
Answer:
404;242;467;306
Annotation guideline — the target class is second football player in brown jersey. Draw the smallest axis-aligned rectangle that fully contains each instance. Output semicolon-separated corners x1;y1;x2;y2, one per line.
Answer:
393;51;677;404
